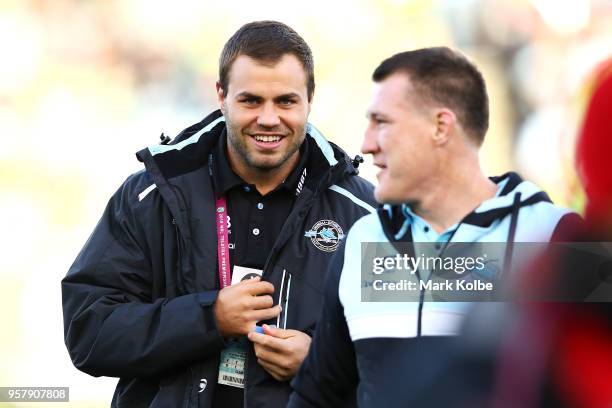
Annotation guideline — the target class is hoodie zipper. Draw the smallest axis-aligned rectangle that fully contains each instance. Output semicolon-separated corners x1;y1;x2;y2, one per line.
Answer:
413;192;524;337
502;192;522;275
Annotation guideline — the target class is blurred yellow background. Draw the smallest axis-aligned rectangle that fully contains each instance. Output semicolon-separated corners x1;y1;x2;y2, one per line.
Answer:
1;0;611;406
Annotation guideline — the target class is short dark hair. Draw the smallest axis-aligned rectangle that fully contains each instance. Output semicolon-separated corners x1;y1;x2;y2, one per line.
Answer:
372;47;489;144
219;21;315;101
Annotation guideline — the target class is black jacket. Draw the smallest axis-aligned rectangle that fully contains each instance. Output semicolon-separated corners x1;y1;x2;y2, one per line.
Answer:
62;110;376;408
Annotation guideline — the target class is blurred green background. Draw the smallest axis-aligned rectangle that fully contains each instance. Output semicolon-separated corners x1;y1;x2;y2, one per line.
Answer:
1;0;611;406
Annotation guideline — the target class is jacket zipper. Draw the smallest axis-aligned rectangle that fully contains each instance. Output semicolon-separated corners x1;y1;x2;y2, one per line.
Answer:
172;218;181;259
175;218;199;408
173;217;188;296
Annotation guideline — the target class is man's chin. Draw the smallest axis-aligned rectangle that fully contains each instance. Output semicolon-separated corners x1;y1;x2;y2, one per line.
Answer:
247;149;300;172
248;157;285;172
374;188;405;205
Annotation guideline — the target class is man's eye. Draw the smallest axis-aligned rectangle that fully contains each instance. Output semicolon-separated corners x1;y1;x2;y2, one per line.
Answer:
279;99;296;106
241;98;259;105
374;118;387;125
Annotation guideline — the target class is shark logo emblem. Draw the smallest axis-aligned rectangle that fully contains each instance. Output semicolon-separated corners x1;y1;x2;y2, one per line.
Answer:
305;220;345;252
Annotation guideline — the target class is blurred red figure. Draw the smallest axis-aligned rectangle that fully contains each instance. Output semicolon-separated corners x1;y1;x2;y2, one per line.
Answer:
576;59;612;227
552;58;612;408
493;58;612;408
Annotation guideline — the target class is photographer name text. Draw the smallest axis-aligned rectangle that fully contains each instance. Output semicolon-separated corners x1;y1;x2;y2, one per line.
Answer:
372;279;494;292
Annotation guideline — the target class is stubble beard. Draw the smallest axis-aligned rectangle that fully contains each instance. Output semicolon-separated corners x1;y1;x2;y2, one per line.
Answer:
225;117;306;173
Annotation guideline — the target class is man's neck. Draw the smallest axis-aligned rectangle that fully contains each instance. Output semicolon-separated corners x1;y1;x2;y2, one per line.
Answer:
410;163;498;234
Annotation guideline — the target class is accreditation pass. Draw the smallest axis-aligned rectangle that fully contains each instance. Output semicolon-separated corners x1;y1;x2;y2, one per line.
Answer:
218;266;263;388
218;340;246;388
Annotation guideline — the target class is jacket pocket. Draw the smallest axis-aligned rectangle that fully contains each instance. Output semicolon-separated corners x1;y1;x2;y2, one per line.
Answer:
112;374;185;408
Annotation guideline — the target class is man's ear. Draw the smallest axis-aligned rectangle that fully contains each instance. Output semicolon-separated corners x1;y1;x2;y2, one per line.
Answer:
307;91;314;115
216;82;226;113
432;109;455;146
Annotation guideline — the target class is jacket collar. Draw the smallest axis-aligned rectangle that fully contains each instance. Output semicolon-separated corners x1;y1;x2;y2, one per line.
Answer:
136;109;355;186
135;110;358;233
378;172;554;242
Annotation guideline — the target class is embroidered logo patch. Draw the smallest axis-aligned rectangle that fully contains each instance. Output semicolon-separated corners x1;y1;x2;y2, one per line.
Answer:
305;220;345;252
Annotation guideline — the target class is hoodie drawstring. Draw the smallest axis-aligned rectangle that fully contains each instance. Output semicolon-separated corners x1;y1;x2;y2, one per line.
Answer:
503;192;522;275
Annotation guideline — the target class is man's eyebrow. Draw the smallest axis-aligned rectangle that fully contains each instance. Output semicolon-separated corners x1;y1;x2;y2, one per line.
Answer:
274;93;301;101
236;92;262;99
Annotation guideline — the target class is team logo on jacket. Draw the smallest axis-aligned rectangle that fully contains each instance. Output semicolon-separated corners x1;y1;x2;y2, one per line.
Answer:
305;220;345;252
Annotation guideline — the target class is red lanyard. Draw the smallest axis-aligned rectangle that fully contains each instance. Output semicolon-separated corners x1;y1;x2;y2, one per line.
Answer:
215;196;231;289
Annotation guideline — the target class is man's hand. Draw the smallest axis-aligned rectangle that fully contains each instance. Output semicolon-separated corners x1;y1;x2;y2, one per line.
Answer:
247;324;312;381
214;277;282;338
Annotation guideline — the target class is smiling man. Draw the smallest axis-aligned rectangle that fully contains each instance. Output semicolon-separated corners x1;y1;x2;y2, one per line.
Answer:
62;21;375;407
219;53;309;194
289;47;578;407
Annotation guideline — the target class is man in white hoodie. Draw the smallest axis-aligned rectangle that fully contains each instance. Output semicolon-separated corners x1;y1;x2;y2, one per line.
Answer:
288;47;579;407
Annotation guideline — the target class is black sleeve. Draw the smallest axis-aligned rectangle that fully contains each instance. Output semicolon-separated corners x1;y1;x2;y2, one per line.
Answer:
288;243;358;407
61;179;225;378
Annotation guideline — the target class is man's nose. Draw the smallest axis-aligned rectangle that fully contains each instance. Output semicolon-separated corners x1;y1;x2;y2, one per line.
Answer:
257;103;281;128
361;125;378;155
